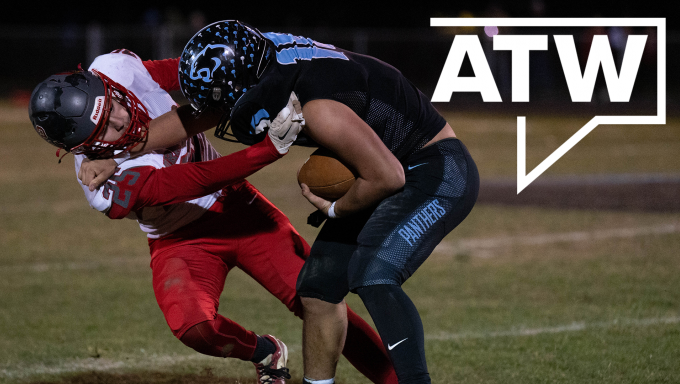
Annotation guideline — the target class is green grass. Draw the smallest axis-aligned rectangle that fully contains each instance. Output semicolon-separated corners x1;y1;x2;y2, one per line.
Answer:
1;107;679;383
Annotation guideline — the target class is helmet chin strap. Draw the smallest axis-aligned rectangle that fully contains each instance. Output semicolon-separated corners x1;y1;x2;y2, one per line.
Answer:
56;148;71;164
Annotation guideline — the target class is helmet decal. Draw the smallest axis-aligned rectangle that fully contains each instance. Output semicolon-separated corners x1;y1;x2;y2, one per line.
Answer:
212;87;222;101
89;96;106;124
29;71;105;152
179;20;273;115
35;125;49;142
189;44;235;83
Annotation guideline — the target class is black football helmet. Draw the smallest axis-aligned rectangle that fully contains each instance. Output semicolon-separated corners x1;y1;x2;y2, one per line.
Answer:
28;69;150;158
178;20;274;141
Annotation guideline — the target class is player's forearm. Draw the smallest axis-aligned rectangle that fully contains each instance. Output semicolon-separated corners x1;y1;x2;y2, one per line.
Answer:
333;174;403;216
129;105;223;156
135;136;283;207
300;99;405;217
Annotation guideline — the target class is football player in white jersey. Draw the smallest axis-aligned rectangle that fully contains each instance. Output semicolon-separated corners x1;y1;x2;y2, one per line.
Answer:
29;49;399;384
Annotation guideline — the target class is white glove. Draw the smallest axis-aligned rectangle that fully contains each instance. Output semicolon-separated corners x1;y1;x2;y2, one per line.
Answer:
268;91;305;154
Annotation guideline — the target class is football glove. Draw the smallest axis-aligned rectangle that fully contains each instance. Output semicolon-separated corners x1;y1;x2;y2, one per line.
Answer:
268;91;305;154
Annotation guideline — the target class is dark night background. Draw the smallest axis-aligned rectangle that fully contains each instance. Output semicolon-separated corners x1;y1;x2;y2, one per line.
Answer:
1;0;677;111
0;1;677;28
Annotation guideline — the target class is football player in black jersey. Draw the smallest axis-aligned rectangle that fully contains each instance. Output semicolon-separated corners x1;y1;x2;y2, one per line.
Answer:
81;20;479;384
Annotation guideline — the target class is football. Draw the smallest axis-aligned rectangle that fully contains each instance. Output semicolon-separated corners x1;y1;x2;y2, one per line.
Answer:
298;147;356;201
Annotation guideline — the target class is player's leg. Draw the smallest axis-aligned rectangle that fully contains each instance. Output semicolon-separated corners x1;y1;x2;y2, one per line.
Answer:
235;183;397;383
295;205;381;383
149;238;285;369
344;307;398;384
349;138;479;384
349;188;436;384
296;215;358;383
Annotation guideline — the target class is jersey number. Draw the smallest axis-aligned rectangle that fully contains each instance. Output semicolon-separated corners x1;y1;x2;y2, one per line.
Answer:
103;169;141;209
263;32;349;65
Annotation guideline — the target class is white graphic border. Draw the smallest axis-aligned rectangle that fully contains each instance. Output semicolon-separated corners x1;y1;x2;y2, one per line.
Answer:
430;18;666;193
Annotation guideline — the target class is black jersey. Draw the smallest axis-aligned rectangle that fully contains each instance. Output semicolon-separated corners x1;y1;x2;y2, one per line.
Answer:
231;32;447;161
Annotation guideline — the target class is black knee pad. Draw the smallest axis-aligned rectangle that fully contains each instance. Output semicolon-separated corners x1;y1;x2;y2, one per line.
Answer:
297;199;377;303
296;240;353;304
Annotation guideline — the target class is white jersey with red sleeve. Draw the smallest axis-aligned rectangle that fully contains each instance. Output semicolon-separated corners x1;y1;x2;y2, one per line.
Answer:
89;49;178;119
75;50;223;239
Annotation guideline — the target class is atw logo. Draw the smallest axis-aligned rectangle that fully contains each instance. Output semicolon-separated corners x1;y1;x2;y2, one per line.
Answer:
431;18;666;193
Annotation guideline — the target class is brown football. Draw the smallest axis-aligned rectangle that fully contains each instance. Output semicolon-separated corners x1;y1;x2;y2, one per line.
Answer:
298;147;356;201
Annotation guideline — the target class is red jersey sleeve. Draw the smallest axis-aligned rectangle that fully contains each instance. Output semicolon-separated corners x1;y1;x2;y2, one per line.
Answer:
143;57;181;92
104;136;283;219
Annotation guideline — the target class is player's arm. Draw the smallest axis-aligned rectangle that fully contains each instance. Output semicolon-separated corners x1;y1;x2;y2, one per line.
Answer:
106;135;284;218
103;107;301;218
300;99;405;217
80;105;223;190
143;57;181;91
81;91;301;190
133;105;224;155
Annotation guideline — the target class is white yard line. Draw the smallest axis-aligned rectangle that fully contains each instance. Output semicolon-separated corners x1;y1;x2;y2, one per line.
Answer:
2;316;678;379
0;345;304;379
0;353;212;379
427;316;680;341
434;222;680;255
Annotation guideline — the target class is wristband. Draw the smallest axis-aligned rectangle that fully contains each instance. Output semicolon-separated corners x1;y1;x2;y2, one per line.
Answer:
112;150;131;165
327;201;338;219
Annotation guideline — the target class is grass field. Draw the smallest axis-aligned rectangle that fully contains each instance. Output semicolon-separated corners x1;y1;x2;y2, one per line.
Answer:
1;104;679;383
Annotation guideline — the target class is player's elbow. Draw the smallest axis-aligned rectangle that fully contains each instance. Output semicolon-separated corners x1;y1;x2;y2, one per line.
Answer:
379;165;405;195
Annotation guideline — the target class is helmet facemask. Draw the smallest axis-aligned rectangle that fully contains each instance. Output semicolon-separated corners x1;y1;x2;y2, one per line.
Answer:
71;70;151;159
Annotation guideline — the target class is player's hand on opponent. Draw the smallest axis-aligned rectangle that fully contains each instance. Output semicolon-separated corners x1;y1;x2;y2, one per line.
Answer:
78;158;118;192
268;91;304;154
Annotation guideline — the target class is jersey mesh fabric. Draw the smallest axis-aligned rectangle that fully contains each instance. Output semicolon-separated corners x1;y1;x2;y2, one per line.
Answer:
332;91;436;159
332;91;368;116
435;140;469;197
365;98;414;155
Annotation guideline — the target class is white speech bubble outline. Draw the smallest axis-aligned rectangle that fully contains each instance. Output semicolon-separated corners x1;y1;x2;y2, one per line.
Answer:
430;18;666;193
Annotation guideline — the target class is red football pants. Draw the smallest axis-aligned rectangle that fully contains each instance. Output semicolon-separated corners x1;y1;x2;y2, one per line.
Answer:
148;181;397;383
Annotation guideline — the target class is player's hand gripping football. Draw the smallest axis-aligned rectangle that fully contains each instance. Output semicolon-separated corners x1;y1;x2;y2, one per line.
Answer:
300;183;335;217
268;91;304;154
79;158;118;192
